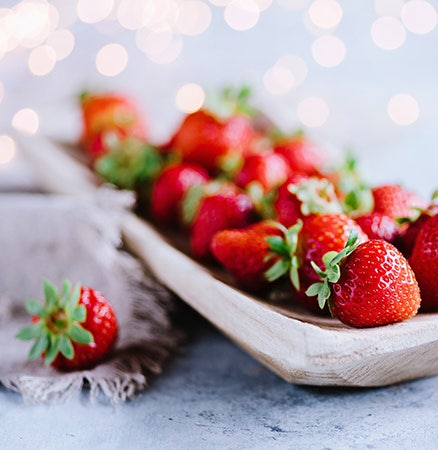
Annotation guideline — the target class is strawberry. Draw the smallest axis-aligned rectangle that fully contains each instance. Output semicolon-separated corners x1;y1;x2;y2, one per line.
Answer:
189;188;254;259
294;213;368;313
273;132;325;177
396;200;438;258
80;91;146;149
409;213;438;311
84;127;142;164
273;176;342;227
17;280;118;371
150;163;210;224
210;221;283;292
306;233;421;328
262;214;368;314
372;184;426;221
354;211;399;243
165;109;256;175
235;150;291;192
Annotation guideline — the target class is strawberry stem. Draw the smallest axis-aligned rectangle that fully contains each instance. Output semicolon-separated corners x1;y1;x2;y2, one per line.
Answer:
305;229;360;311
16;280;94;366
264;220;302;290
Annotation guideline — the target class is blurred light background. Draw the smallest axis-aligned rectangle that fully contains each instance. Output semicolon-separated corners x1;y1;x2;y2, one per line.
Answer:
0;0;437;196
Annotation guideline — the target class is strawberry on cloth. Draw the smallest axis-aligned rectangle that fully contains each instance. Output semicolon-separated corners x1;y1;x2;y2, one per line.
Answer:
17;280;118;371
0;193;181;404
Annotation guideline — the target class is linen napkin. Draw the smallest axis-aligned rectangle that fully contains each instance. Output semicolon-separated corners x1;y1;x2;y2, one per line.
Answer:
0;191;183;404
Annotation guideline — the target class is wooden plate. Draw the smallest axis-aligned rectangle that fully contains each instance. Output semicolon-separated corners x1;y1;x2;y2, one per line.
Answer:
18;133;438;387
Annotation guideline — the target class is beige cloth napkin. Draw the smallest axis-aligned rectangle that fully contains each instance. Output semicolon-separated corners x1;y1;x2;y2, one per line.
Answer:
0;191;182;404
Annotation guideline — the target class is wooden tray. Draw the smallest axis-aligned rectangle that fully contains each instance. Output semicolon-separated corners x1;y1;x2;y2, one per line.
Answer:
18;133;438;387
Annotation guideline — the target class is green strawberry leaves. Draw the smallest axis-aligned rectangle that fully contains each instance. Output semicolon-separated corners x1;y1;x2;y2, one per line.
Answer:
264;220;302;290
16;280;94;366
305;229;360;310
288;177;342;217
95;138;163;190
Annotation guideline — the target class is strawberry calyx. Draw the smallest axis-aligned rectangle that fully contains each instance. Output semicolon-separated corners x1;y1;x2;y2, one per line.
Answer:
94;136;162;190
246;181;277;219
208;85;256;119
330;151;374;216
16;280;93;366
264;220;303;290
305;229;360;311
288;177;343;216
396;189;438;225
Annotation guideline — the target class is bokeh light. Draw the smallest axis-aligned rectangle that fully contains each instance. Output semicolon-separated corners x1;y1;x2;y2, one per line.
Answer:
46;29;75;61
0;135;16;165
14;1;58;49
224;0;260;31
371;16;406;50
308;0;343;30
96;43;128;76
0;8;20;53
263;66;295;95
175;83;205;112
387;93;420;125
311;35;346;67
176;1;212;36
401;0;437;35
28;45;57;76
276;55;308;86
12;108;40;134
136;27;173;55
150;0;180;29
147;35;183;64
297;97;330;127
117;0;153;30
77;0;114;24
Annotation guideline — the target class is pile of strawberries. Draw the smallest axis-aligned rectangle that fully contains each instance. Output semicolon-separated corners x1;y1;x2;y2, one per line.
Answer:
77;89;438;329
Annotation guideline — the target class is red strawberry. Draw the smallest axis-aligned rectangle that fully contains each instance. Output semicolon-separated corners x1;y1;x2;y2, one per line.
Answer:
354;211;399;243
17;280;118;371
372;184;426;221
307;234;421;328
409;213;438;311
273;133;324;176
150;163;210;224
295;213;368;313
211;221;283;292
235;150;291;192
80;92;146;150
273;176;342;227
190;188;254;259
165;109;256;174
396;202;438;258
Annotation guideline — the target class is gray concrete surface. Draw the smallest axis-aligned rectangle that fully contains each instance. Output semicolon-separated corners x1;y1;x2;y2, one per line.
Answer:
1;315;438;450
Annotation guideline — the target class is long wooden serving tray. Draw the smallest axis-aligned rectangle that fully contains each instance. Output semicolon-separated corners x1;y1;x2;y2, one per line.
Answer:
18;133;438;387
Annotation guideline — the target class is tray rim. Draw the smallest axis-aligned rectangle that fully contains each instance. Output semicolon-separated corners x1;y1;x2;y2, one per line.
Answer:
17;132;438;387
